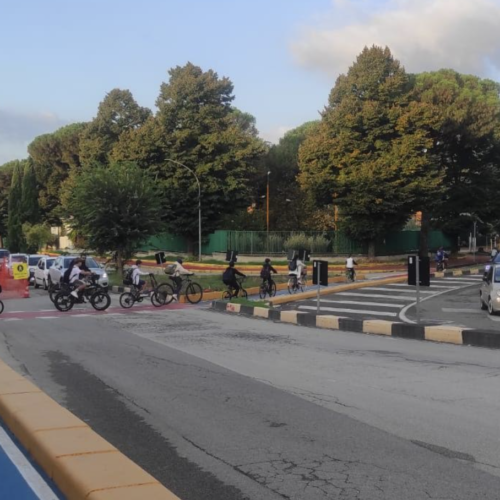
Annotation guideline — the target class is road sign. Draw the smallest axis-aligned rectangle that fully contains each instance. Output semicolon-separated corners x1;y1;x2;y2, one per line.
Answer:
408;256;430;286
225;250;238;262
12;263;28;280
313;260;328;286
155;252;166;264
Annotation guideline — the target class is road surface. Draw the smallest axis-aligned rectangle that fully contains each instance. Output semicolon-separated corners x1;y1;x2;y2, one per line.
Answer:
0;289;500;499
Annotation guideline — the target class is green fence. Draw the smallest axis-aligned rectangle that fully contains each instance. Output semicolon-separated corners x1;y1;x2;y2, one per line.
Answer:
139;229;454;256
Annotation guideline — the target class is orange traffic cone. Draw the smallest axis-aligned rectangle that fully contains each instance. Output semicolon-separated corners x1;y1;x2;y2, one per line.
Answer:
23;285;30;298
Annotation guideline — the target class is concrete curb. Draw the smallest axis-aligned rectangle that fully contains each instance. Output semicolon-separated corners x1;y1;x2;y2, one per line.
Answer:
211;301;500;350
212;267;497;350
0;360;181;500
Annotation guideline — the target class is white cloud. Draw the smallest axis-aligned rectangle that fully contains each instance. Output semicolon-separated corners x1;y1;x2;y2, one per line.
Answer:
291;0;500;78
0;109;67;164
260;125;293;144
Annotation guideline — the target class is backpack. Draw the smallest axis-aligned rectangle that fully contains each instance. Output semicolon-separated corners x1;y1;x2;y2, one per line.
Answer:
164;264;176;276
288;260;297;272
222;269;233;284
63;267;72;284
260;267;270;279
123;268;134;285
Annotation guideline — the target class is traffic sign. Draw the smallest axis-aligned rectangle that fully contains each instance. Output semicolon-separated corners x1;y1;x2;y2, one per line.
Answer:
12;263;28;280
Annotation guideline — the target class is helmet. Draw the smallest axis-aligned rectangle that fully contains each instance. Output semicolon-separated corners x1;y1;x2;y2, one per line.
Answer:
229;261;235;268
265;258;271;264
177;258;183;264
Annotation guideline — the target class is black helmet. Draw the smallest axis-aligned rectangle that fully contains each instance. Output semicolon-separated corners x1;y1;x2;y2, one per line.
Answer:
229;261;235;268
265;258;271;264
177;258;183;264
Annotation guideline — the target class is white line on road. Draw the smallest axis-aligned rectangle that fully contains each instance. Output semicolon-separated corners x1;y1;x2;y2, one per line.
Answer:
299;306;398;317
0;427;59;500
2;318;21;322
361;287;435;294
442;277;483;282
70;314;91;318
442;308;483;314
320;299;404;308
37;317;59;320
392;283;459;289
336;292;417;301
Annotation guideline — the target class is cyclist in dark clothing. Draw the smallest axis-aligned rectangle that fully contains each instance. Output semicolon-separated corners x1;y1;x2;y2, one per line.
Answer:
261;258;277;287
222;261;246;297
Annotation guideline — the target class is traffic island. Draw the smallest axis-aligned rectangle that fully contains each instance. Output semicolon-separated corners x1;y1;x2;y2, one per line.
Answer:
211;300;500;350
0;360;181;500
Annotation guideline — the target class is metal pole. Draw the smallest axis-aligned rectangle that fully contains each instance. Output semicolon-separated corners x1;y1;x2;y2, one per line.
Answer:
317;261;321;314
267;172;270;233
415;254;421;324
473;221;477;263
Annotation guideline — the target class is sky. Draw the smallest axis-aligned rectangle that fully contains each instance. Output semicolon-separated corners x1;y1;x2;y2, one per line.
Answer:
2;0;500;164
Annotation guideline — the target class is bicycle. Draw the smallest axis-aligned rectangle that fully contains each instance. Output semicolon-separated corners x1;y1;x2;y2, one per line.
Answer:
54;274;111;312
119;273;170;309
259;278;277;299
287;275;304;294
222;278;248;300
0;284;3;315
161;274;203;305
346;267;356;282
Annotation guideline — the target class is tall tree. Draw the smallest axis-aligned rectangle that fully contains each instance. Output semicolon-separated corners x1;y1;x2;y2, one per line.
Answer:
28;123;86;224
0;163;15;246
80;89;151;166
113;63;266;251
299;46;441;255
7;162;25;252
62;162;164;273
21;160;40;226
407;70;500;254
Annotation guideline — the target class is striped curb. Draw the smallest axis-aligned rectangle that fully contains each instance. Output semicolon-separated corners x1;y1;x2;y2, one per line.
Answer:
211;301;500;350
0;360;181;500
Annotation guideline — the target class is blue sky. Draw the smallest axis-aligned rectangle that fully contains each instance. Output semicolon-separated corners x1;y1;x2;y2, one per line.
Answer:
1;0;500;164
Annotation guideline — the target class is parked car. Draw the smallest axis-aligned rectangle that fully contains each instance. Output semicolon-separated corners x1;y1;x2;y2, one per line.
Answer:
28;254;45;285
8;253;28;277
480;264;500;315
48;256;109;288
484;252;500;276
34;256;56;290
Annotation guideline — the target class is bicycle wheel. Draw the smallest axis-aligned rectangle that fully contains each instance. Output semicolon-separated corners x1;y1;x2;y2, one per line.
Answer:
54;292;74;312
259;284;267;299
288;278;297;294
49;285;58;303
222;290;231;300
90;291;111;311
270;281;277;297
155;283;174;306
186;282;203;304
119;292;135;309
0;300;4;315
240;289;248;299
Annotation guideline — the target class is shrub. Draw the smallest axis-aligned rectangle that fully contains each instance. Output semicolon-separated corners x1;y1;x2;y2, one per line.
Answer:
284;233;311;252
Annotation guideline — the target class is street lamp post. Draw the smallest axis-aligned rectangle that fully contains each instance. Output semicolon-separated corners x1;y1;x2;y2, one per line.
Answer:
166;159;202;262
267;171;271;233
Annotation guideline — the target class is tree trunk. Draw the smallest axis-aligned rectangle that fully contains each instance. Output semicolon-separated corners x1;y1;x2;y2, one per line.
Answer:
186;236;194;256
419;211;431;258
116;251;124;278
368;240;376;258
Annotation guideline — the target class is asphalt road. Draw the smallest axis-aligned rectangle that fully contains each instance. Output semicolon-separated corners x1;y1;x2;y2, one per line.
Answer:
284;274;500;329
1;291;500;499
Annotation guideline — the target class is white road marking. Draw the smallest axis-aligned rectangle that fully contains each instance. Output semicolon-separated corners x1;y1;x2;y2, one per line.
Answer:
361;287;435;294
392;283;459;289
336;292;417;301
320;299;404;309
299;306;398;317
37;317;59;320
0;426;59;500
443;277;483;282
442;308;483;314
2;318;21;322
70;314;91;318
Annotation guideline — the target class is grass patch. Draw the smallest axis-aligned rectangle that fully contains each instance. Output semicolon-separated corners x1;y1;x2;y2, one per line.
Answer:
224;297;269;308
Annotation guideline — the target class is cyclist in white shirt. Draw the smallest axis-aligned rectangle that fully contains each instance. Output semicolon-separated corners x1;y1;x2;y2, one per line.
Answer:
69;258;92;298
345;254;358;281
288;256;305;285
131;260;150;294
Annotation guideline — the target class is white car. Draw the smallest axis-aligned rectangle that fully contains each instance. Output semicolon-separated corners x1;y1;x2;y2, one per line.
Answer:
34;256;56;290
480;264;500;315
28;254;45;285
49;255;109;288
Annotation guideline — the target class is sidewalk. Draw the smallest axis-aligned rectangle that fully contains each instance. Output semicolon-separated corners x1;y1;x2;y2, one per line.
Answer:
0;423;61;500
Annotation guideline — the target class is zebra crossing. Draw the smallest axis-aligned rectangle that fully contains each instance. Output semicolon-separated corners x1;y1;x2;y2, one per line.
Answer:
294;275;484;322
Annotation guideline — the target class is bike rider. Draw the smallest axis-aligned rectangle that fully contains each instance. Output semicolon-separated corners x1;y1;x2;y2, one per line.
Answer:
171;258;193;301
261;258;277;289
222;261;246;297
69;258;92;299
435;247;447;270
345;254;358;280
288;255;305;286
131;260;150;295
